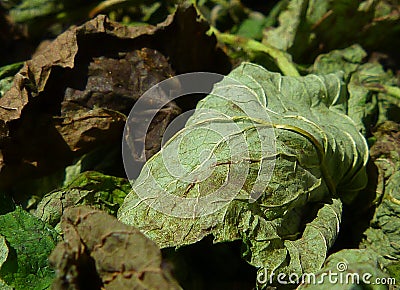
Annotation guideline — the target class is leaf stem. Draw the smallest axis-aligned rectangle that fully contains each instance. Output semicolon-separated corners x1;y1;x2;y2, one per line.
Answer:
366;84;400;100
208;27;300;77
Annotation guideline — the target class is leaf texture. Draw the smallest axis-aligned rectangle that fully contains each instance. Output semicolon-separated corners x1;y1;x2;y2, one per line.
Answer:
118;62;369;279
50;206;181;289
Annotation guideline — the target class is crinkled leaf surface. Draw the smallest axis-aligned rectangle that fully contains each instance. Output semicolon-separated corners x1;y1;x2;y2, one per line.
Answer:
312;44;399;136
361;121;400;261
0;5;229;189
119;62;368;279
298;249;390;289
50;206;181;289
312;44;368;80
0;207;58;290
34;171;130;228
264;0;400;63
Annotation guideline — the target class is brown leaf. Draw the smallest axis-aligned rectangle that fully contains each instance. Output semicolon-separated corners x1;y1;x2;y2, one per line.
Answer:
49;206;181;290
54;108;126;152
0;5;230;188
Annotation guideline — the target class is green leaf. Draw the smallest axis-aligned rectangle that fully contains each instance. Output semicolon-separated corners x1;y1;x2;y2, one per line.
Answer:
0;207;58;290
118;62;369;282
312;45;367;80
361;121;400;261
313;44;399;135
0;236;7;267
212;29;299;76
7;0;64;23
298;249;391;289
50;206;182;289
234;13;267;40
10;144;127;208
34;171;131;228
386;261;400;284
0;62;24;98
264;0;400;63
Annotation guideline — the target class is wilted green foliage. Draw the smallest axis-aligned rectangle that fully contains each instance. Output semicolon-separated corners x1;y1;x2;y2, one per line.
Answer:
361;121;400;262
0;0;399;289
118;62;368;281
298;249;389;289
34;171;131;228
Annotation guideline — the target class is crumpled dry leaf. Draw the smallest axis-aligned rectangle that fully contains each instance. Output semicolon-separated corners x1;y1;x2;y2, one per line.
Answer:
0;5;230;188
55;108;126;153
50;206;181;290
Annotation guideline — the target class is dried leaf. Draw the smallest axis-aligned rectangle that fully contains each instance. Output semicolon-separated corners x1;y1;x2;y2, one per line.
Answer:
54;108;126;153
50;206;181;289
0;5;229;188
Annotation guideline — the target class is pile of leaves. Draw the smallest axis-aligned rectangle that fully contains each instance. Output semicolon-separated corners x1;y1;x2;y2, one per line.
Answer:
0;1;399;289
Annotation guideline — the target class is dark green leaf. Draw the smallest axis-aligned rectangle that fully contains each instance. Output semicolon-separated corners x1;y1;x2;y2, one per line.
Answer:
361;122;400;261
0;207;58;289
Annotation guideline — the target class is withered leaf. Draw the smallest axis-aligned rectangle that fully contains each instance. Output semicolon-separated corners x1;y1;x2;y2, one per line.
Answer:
50;206;181;290
54;108;126;153
0;5;229;188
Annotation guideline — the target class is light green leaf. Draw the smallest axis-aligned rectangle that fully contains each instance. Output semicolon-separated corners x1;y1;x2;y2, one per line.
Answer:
119;62;369;282
0;62;24;98
264;0;400;63
8;0;64;23
298;249;391;289
0;207;58;290
34;171;130;228
312;45;367;80
313;44;399;135
0;236;8;269
0;236;12;290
